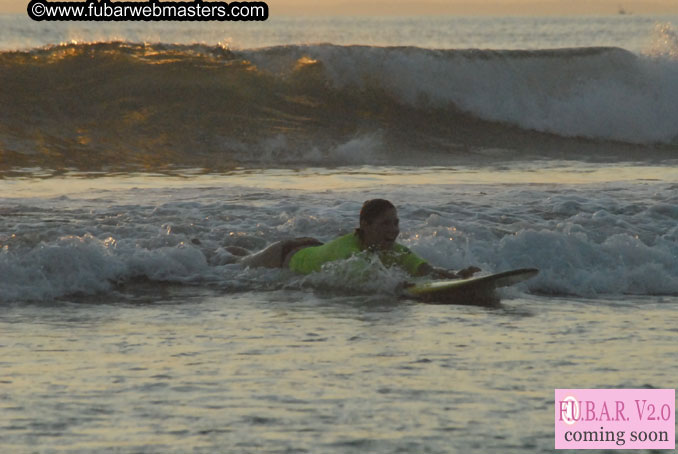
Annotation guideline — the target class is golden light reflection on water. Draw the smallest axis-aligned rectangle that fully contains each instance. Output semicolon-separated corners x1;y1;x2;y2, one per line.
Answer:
1;294;676;452
2;165;677;198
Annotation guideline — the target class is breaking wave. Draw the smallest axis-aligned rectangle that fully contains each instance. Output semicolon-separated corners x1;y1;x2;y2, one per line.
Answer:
1;41;677;171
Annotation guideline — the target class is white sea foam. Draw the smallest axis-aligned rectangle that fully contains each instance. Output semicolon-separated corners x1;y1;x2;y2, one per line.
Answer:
216;133;386;166
1;176;676;302
248;44;678;145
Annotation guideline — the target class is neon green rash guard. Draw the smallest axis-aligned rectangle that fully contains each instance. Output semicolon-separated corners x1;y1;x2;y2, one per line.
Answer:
288;233;427;276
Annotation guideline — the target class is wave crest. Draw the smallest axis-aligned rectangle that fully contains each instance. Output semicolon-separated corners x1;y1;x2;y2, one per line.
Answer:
1;41;676;171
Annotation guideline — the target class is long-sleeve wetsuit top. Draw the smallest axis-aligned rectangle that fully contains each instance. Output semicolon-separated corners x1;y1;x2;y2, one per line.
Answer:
288;233;427;275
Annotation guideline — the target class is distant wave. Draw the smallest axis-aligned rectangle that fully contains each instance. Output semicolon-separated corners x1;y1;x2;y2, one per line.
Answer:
1;41;677;171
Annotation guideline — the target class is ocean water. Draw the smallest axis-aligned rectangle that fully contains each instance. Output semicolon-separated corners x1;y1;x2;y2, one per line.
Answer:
1;14;678;453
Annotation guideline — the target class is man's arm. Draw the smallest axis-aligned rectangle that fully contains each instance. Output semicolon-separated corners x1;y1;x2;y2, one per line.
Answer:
416;263;481;279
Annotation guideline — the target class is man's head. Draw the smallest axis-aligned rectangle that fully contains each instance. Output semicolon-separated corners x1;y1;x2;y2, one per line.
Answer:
358;199;399;250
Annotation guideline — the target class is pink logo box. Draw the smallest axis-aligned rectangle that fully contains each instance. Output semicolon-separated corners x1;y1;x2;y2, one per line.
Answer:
555;389;675;450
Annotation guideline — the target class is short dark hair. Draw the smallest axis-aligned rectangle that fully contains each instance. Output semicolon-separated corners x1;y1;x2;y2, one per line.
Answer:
359;199;395;225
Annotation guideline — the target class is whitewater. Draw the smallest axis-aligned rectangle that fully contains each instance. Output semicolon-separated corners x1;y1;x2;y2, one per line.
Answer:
1;14;677;454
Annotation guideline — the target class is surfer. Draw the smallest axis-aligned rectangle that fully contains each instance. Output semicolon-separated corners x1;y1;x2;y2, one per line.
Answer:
233;199;480;279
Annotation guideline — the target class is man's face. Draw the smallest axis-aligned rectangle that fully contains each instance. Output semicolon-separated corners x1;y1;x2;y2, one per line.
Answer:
361;207;400;250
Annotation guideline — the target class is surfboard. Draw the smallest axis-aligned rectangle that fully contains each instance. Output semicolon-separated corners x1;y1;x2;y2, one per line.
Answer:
404;268;539;304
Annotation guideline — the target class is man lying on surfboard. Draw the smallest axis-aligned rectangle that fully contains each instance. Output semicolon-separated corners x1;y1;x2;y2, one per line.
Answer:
233;199;480;279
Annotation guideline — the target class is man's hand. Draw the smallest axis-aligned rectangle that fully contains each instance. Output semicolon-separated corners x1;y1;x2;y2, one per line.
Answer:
417;263;481;279
428;265;481;279
456;266;481;279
